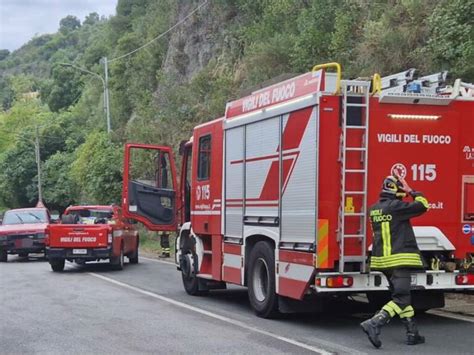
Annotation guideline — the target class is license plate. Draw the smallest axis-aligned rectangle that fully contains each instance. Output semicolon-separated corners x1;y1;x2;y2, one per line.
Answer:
72;249;87;255
410;274;417;286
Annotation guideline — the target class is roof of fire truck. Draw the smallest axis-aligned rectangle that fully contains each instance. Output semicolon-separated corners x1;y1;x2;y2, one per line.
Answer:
223;62;474;121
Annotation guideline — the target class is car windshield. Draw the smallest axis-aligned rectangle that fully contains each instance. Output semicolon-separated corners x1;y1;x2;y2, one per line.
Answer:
69;209;114;224
2;210;48;225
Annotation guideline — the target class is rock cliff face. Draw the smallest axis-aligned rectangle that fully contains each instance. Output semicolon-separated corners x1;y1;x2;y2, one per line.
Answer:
161;1;235;83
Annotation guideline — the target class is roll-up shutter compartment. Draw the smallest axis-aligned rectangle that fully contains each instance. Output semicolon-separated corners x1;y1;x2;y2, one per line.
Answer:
464;178;474;221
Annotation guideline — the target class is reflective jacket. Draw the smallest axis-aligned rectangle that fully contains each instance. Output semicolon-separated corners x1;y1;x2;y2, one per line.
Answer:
369;191;429;270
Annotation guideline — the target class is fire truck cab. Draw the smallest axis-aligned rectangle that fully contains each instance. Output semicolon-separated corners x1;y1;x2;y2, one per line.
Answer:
122;63;474;317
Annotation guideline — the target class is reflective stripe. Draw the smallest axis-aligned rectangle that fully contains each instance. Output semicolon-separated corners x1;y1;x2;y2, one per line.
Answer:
381;221;391;256
317;219;329;268
383;302;415;318
371;258;423;268
415;196;429;209
382;301;402;317
371;253;423;268
399;305;415;319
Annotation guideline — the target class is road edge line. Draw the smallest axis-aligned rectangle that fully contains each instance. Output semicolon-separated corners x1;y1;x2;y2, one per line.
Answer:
89;272;349;355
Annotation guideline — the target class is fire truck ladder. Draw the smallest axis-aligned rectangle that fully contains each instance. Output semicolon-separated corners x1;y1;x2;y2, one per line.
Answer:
338;80;371;273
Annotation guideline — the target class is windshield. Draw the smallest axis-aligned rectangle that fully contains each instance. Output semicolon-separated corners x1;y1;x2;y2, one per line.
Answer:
68;209;114;224
2;210;48;225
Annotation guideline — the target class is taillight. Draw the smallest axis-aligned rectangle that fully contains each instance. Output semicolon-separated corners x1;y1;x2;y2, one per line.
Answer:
326;276;353;288
45;231;50;245
108;233;113;244
455;274;474;285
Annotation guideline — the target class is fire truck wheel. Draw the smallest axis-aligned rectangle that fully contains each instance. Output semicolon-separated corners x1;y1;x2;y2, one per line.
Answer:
248;241;279;318
50;259;65;272
181;254;209;296
0;248;7;262
128;239;139;264
110;244;124;270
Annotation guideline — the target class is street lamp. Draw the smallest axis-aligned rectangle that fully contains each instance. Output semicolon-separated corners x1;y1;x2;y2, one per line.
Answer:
59;58;111;133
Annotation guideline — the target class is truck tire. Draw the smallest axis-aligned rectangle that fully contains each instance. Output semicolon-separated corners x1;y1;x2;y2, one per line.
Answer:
181;253;208;296
128;240;139;264
50;259;65;272
247;241;279;318
0;248;7;262
110;244;124;270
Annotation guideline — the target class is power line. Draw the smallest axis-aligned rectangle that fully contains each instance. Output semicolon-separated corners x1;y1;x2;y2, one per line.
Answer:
107;0;209;63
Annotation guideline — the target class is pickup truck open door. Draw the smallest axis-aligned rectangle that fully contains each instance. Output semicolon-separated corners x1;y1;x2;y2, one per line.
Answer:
122;143;179;231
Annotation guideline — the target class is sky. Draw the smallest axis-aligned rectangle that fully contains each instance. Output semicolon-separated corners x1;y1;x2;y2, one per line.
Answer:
0;0;118;51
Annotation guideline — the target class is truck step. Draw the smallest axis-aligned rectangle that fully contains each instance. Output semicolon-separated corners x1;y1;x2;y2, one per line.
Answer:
197;273;213;279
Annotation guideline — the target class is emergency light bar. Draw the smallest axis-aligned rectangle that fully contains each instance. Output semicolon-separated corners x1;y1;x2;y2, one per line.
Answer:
388;114;441;120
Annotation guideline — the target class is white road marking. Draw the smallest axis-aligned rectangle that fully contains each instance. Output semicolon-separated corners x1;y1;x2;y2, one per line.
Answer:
428;309;474;323
89;272;358;355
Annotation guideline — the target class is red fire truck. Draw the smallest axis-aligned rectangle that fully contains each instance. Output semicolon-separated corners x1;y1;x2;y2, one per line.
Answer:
122;63;474;317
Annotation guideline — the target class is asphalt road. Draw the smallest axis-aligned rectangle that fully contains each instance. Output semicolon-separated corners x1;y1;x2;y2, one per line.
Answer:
1;253;473;355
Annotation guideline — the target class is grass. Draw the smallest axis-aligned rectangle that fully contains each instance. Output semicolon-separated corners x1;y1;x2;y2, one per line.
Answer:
137;225;176;256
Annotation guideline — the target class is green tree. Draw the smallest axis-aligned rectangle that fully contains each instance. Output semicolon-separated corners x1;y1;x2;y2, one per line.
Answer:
426;0;474;80
42;151;79;211
70;132;123;204
0;49;10;61
43;65;83;112
84;12;100;26
59;15;81;34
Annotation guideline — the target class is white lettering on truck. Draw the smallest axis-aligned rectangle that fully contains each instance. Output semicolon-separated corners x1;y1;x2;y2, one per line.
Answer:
378;133;452;145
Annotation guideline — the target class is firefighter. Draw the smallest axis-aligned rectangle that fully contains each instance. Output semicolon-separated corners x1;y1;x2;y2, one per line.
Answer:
361;174;429;348
159;232;170;258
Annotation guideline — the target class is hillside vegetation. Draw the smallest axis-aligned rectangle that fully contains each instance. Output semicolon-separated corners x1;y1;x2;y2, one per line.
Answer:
0;0;473;212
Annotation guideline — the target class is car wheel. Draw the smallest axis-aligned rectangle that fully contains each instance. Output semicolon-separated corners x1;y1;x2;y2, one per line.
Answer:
247;241;279;318
0;248;7;262
110;244;124;270
128;240;139;264
50;259;65;272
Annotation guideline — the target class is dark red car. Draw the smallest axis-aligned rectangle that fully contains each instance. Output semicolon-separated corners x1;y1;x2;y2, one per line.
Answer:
0;207;50;262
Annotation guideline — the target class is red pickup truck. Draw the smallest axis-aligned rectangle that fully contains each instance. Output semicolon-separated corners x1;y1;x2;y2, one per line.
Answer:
45;205;139;271
0;207;50;262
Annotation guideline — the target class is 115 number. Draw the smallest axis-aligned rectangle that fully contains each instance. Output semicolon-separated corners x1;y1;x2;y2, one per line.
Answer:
411;164;437;181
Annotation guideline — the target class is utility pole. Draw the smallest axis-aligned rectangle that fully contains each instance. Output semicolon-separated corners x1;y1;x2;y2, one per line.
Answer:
34;126;43;203
103;57;111;134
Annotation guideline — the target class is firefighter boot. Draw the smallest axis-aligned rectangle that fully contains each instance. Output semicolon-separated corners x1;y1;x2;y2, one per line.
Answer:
401;317;425;345
160;248;170;258
360;310;391;349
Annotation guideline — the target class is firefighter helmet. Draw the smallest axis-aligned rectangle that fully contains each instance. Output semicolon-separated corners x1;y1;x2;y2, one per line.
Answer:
382;176;406;197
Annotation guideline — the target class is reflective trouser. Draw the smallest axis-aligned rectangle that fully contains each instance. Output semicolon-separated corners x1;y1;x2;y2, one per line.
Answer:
382;269;415;319
160;234;170;254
